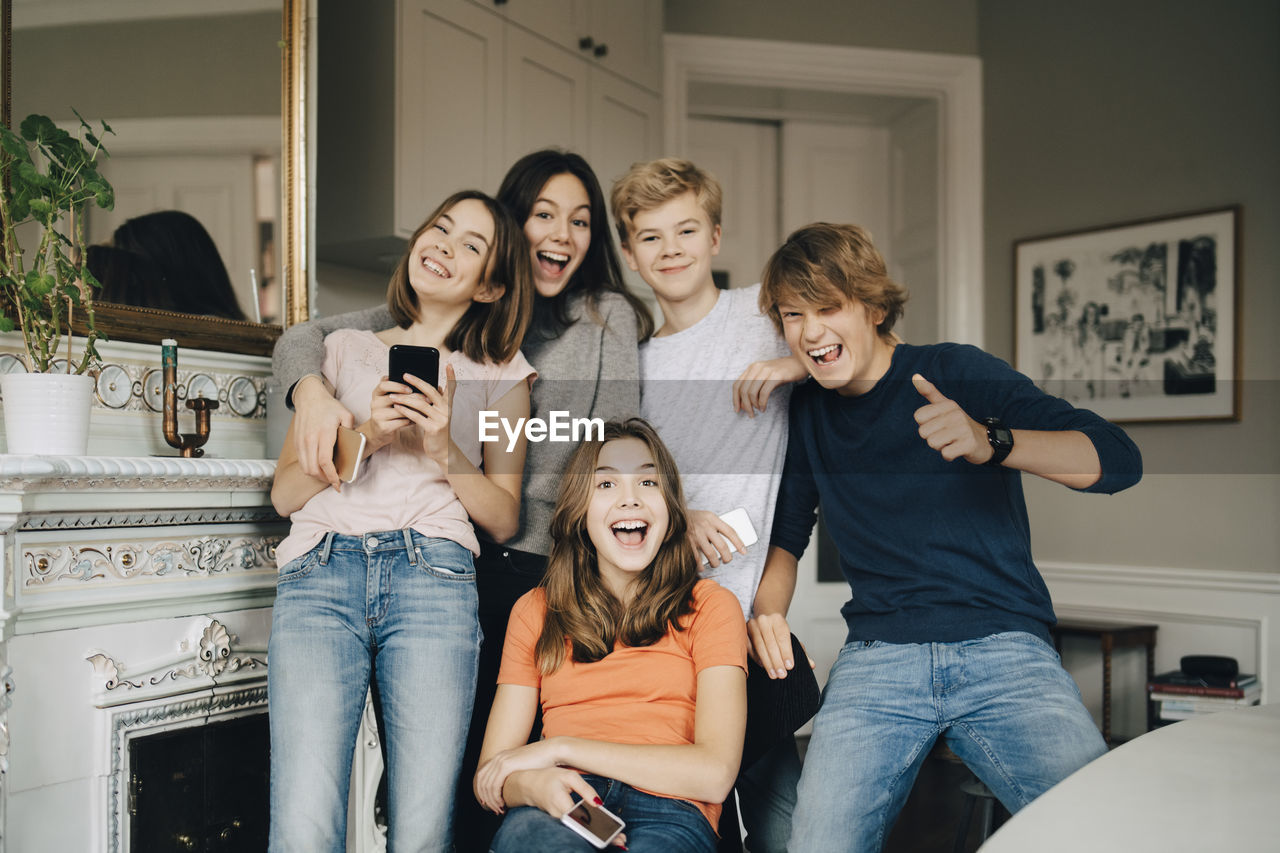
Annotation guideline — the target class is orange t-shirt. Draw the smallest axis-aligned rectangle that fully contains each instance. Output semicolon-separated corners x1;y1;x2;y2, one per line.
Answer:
498;579;748;829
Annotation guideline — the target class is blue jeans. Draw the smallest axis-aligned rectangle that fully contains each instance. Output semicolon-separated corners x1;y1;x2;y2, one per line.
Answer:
788;632;1106;853
268;530;480;853
491;775;717;853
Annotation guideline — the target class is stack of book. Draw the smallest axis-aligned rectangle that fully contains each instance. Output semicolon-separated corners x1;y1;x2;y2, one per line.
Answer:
1148;670;1261;724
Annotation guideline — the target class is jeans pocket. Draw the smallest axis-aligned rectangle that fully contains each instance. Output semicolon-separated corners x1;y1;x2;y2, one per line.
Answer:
277;547;321;584
416;545;476;581
990;630;1061;662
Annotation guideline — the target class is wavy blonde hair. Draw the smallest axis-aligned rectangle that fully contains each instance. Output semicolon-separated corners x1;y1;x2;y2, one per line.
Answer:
609;157;723;248
535;418;699;673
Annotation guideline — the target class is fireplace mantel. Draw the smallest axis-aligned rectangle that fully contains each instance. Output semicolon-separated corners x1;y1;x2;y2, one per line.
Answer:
0;453;285;853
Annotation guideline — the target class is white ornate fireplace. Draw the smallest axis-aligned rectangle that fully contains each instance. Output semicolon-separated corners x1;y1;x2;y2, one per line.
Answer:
0;456;282;852
0;336;391;852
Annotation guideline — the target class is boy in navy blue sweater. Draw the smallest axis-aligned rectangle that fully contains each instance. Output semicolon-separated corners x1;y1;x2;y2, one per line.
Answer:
748;223;1141;853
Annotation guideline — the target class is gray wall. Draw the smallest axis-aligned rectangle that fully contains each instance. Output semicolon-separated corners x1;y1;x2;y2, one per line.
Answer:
669;0;1280;574
981;0;1279;574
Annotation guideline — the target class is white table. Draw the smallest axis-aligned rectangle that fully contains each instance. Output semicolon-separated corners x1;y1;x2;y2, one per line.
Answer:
979;703;1280;852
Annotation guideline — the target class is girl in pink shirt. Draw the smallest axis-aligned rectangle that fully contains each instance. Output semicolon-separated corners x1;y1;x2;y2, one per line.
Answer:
268;190;535;852
475;419;748;853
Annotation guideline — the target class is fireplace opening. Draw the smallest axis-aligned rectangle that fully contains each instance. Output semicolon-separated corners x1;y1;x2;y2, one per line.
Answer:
128;712;269;852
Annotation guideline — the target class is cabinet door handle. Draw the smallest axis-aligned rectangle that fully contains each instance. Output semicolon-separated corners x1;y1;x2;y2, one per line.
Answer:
593;43;608;58
578;36;594;51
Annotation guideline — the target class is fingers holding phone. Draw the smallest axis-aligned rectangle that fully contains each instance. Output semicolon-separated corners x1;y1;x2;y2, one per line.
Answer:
690;507;759;568
332;426;368;487
368;378;415;447
392;364;456;468
560;795;626;849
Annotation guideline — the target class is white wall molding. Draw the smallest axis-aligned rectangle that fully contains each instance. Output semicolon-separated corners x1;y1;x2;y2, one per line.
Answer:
664;33;984;346
1040;560;1279;712
1041;560;1280;595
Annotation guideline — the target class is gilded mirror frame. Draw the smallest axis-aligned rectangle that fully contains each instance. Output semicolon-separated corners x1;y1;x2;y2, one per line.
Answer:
0;0;309;357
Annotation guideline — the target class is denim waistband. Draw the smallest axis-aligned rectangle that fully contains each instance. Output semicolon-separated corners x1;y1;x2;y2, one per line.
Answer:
316;529;453;566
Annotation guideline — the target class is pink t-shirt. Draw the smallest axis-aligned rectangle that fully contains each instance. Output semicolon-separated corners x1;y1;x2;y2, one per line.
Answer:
275;329;535;566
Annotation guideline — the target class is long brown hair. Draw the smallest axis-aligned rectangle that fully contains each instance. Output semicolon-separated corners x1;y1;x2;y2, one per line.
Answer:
536;418;699;673
386;190;533;363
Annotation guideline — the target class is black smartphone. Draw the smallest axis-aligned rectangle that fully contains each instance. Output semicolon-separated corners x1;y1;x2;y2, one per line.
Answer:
388;344;440;390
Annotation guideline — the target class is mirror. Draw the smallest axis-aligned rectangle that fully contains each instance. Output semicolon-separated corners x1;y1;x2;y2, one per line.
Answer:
1;0;308;357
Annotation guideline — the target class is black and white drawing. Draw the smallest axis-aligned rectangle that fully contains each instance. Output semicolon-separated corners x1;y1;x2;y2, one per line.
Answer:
1015;207;1239;423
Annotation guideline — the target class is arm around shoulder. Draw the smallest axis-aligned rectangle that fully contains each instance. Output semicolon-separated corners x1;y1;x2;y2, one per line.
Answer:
272;304;395;400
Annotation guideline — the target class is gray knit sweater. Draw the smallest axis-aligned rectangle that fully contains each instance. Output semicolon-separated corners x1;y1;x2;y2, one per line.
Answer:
271;291;641;556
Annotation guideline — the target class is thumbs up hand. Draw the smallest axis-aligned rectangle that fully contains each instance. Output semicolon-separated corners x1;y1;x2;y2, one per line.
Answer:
911;374;993;464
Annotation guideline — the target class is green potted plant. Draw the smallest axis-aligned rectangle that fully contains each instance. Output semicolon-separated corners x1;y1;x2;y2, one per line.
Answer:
0;112;114;455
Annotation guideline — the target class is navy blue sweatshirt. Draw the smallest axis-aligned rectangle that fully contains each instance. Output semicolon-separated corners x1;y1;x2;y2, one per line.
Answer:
771;343;1142;645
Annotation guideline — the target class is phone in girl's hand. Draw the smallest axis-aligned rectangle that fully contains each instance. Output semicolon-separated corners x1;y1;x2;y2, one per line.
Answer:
333;426;367;483
701;506;760;565
560;799;625;849
388;344;440;389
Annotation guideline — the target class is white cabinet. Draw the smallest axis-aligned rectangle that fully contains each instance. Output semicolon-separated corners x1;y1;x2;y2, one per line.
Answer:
396;0;506;234
485;0;663;91
503;22;591;164
316;0;662;269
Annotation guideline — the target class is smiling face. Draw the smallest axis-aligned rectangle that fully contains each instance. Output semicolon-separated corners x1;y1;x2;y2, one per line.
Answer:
779;293;897;396
620;190;721;311
586;436;670;594
523;172;592;298
407;198;499;308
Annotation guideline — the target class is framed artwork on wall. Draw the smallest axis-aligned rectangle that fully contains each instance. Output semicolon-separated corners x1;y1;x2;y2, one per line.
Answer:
1014;206;1240;423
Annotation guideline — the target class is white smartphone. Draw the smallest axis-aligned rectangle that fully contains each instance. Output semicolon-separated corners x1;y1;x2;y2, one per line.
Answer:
701;506;760;565
333;425;367;483
560;799;625;849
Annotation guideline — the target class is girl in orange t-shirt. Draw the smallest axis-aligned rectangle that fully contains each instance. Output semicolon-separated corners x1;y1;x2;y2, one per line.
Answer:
475;418;748;852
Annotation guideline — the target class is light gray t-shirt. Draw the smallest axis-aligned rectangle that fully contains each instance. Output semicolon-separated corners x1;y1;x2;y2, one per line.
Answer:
639;284;791;618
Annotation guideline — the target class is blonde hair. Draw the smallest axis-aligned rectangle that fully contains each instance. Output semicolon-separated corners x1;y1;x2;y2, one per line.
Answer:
759;222;908;339
387;190;533;363
609;157;722;247
535;418;699;674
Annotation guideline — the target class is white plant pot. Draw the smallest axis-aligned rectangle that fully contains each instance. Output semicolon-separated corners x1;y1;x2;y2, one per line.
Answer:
1;371;95;455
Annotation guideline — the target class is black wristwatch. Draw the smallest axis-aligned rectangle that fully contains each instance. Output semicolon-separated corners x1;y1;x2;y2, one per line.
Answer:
982;417;1014;467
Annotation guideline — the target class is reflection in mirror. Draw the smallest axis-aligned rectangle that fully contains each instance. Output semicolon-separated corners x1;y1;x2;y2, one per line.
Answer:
2;0;309;355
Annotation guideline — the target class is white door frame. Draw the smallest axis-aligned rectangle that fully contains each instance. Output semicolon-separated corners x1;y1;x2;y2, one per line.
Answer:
663;34;984;345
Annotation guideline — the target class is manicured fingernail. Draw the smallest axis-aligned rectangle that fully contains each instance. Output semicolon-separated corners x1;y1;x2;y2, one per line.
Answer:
785;659;794;669
594;796;603;805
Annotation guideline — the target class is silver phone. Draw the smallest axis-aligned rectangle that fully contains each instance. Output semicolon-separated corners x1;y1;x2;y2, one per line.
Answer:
701;506;760;565
560;799;625;849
